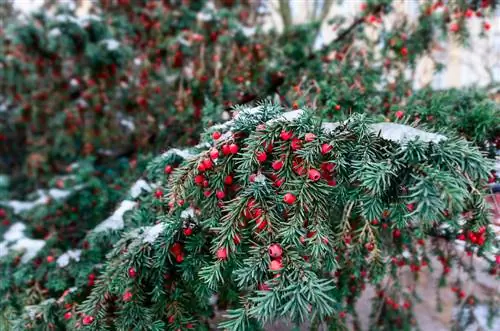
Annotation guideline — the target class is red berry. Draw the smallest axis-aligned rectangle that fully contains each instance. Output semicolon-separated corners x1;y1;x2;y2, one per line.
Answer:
176;254;184;263
229;143;239;154
280;130;293;141
212;131;221;140
308;169;321;181
321;143;332;154
365;242;374;251
339;311;346;319
209;149;219;160
0;209;5;218
270;259;283;271
457;233;466;241
128;267;137;278
393;229;401;239
258;283;270;291
216;190;225;199
274;178;285;187
64;312;72;320
197;163;206;172
406;203;415;212
82;315;94;325
484;22;491;31
465;9;474;18
123;291;133;302
203;158;213;170
400;47;408;56
194;175;204;185
272;160;284;171
256;217;267;230
256;151;267;163
155;190;163;198
496;255;500;265
171;242;182;255
216;247;228;260
335;104;341;111
283;193;296;205
47;256;55;263
222;144;231;155
183;228;193;236
268;244;283;259
224;175;233;185
304;133;316;142
164;165;173;174
203;190;211;197
450;23;460;33
395;110;404;119
291;138;302;150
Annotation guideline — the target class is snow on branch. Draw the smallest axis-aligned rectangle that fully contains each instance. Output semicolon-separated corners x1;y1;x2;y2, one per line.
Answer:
0;222;45;263
0;186;84;215
93;200;136;233
56;249;82;268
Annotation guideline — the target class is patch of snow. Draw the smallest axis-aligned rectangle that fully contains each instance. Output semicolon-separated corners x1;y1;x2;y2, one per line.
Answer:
101;39;120;51
48;188;74;200
1;186;83;215
0;242;8;258
12;238;46;263
181;208;195;220
134;58;142;66
48;28;61;37
129;179;152;199
70;78;79;87
4;222;26;242
57;249;82;267
197;10;214;22
120;119;135;132
94;200;137;232
209;294;218;305
233;106;263;120
369;123;447;144
221;111;231;121
142;223;165;243
253;173;267;183
241;26;256;37
162;148;195;160
2;191;49;214
322;122;341;132
54;14;80;24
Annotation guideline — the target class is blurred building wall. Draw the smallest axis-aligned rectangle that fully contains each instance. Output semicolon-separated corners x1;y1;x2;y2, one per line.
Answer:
268;0;500;90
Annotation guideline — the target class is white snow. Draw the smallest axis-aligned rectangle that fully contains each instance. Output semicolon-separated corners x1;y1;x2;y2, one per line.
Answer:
181;207;195;219
0;222;46;263
129;179;152;199
233;106;263;120
369;123;447;144
11;238;46;263
56;249;82;267
142;223;165;243
4;222;26;242
1;187;81;215
162;148;195;160
94;200;137;232
241;26;256;37
0;241;8;257
54;14;80;24
48;28;62;37
101;39;120;51
120;119;135;132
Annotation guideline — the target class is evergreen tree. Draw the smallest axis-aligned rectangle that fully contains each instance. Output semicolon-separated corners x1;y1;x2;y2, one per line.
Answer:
0;1;499;330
